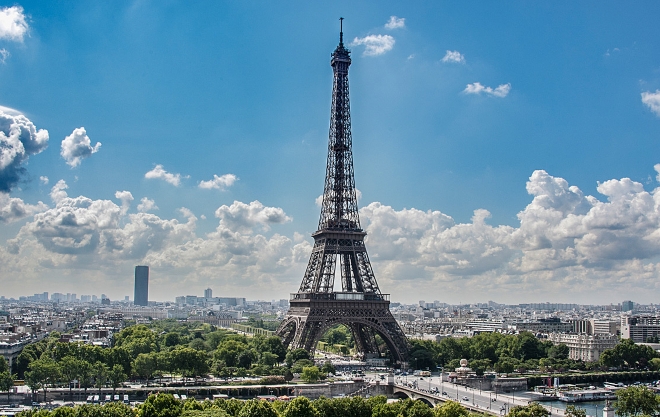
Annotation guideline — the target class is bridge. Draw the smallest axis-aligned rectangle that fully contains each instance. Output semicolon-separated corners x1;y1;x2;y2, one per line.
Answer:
363;380;565;417
389;384;499;415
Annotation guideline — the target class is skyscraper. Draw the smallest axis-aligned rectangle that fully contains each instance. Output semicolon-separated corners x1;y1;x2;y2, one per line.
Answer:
134;266;149;306
204;288;212;299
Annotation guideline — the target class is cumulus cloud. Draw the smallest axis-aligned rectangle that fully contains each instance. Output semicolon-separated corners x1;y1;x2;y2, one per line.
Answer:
0;109;49;192
464;82;511;98
137;197;158;212
2;187;303;299
199;173;238;190
145;164;184;186
442;50;465;64
384;16;405;30
60;127;101;167
215;200;292;232
50;180;68;204
351;34;395;56
642;90;660;117
0;48;9;64
7;165;660;303
39;176;48;185
0;192;47;223
0;6;28;42
114;191;133;215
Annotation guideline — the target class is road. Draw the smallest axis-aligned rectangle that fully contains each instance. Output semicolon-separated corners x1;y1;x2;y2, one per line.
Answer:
393;376;565;416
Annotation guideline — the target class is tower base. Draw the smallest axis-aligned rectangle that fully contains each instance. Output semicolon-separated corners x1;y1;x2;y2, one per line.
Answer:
277;293;409;364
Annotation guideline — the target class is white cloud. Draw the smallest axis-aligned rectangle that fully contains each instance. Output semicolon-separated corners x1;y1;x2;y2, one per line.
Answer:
442;50;465;64
2;189;303;299
215;200;292;232
0;6;28;42
145;164;183;186
358;168;660;301
50;180;68;204
8;166;660;303
464;82;511;98
0;109;49;192
642;90;660;117
39;176;48;185
199;173;238;190
137;197;158;212
0;192;47;223
0;48;9;64
384;16;405;30
114;191;134;215
351;35;395;56
60;127;101;167
0;105;21;116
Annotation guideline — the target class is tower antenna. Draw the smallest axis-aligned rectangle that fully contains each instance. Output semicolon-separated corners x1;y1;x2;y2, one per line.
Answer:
339;17;344;45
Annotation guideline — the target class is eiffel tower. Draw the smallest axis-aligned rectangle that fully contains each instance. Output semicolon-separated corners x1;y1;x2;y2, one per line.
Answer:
277;20;409;365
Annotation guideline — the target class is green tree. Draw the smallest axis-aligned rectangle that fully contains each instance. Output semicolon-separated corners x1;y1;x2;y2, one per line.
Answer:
108;364;128;395
495;357;520;374
506;403;550;417
547;344;569;360
613;386;660;417
137;394;182;417
113;325;159;358
260;352;279;367
0;369;14;404
133;353;158;385
215;340;248;368
102;402;136;417
321;361;335;375
78;360;95;397
292;359;315;374
93;362;109;394
25;356;60;402
170;347;210;382
433;401;469;417
649;357;660;371
565;405;586;417
214;398;244;416
467;359;491;376
189;339;210;352
301;366;321;383
285;349;310;367
237;399;279;417
164;332;182;347
284;397;319;417
59;356;85;401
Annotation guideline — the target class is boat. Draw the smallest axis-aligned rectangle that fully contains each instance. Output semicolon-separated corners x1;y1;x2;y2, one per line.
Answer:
558;389;616;402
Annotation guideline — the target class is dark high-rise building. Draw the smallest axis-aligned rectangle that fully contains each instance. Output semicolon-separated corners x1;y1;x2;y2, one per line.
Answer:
134;266;149;306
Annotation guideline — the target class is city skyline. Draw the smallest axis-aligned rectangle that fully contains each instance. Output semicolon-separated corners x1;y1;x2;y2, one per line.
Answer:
1;2;660;304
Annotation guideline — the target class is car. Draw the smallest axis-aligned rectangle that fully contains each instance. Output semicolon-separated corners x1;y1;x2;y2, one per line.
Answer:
442;392;448;396
462;396;469;401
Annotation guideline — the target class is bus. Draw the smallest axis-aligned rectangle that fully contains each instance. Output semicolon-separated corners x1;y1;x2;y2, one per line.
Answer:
414;370;431;377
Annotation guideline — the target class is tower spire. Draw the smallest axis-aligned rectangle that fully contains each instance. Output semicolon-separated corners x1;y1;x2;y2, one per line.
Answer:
339;17;344;45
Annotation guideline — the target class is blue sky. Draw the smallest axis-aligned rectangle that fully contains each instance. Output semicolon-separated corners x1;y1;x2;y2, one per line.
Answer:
1;1;660;304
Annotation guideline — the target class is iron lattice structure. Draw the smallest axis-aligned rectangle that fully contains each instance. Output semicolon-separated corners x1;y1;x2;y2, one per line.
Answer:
277;22;409;364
